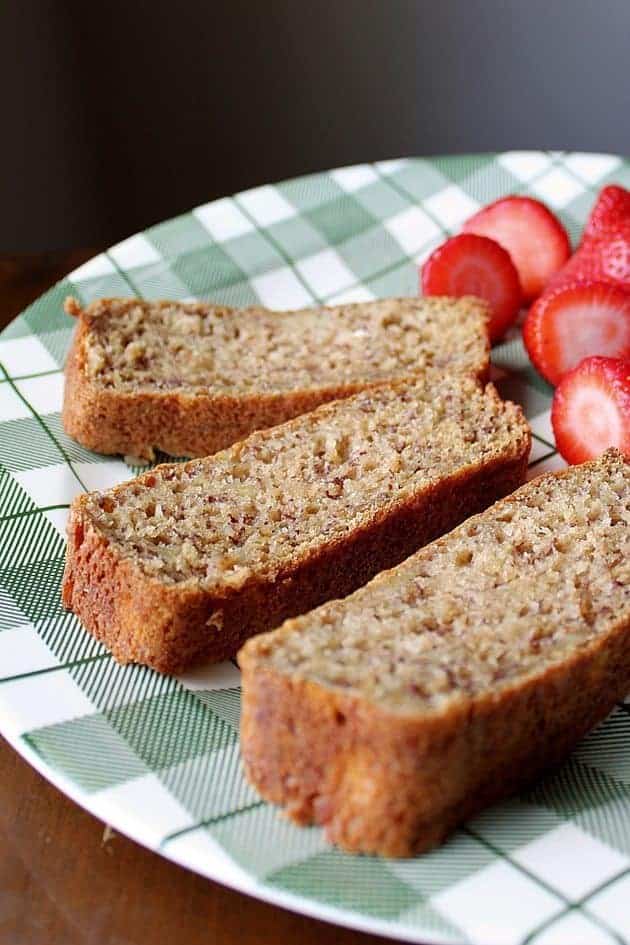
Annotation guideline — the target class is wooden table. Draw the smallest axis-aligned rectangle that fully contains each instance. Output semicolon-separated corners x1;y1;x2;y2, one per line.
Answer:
0;254;398;945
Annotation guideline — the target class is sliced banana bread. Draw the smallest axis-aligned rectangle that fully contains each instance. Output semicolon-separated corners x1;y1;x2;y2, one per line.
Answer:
239;450;630;857
62;375;529;673
62;295;490;459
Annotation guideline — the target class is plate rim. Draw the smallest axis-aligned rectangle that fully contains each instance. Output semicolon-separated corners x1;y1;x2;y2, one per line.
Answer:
2;149;628;945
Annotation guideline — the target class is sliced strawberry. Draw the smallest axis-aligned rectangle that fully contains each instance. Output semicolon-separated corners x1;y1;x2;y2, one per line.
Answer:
582;185;630;243
523;282;630;386
463;196;570;300
551;356;630;463
421;233;521;342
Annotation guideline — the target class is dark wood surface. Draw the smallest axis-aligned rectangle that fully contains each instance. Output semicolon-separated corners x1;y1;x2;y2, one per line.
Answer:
0;254;399;945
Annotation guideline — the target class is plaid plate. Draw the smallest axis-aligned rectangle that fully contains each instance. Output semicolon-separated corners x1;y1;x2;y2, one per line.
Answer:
1;152;630;945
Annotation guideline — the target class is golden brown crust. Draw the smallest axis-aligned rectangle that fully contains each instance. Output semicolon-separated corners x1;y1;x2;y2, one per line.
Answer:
61;449;528;674
61;297;491;460
239;611;630;856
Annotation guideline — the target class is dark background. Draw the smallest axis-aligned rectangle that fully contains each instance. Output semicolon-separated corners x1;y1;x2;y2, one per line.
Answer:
2;0;629;252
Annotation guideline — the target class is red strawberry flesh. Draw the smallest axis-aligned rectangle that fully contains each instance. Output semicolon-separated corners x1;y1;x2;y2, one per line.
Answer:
463;196;570;300
421;233;521;342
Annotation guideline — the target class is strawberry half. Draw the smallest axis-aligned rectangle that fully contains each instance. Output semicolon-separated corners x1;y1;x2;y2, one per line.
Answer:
582;185;630;243
546;184;630;294
551;356;630;464
421;233;521;342
523;282;630;386
546;234;630;294
463;196;570;301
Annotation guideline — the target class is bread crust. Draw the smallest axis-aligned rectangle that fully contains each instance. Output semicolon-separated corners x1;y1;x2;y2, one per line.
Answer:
61;447;529;674
61;297;491;460
238;459;630;857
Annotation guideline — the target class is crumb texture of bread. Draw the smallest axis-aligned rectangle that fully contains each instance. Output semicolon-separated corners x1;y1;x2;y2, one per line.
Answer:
62;374;529;673
62;296;490;458
239;450;630;857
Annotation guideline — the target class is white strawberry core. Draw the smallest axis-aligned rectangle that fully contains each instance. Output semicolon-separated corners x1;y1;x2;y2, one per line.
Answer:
569;382;623;453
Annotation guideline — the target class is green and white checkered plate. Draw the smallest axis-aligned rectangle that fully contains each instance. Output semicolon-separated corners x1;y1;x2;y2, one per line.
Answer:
2;152;630;945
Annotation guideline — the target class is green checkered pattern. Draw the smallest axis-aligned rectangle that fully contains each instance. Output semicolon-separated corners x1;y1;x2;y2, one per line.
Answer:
1;152;630;945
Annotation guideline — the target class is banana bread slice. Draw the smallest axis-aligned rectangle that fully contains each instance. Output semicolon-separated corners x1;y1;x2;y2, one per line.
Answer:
62;375;529;673
239;450;630;857
62;295;490;459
